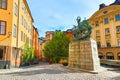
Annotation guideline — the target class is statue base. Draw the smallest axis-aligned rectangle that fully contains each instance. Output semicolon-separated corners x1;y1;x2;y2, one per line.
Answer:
69;39;104;73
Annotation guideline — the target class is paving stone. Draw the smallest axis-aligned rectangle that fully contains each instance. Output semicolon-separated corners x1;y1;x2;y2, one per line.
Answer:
0;63;120;80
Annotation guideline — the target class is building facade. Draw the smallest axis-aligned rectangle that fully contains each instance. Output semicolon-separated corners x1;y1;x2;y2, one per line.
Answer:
32;26;42;61
65;29;73;41
45;31;54;42
39;37;46;61
89;0;120;60
0;0;34;67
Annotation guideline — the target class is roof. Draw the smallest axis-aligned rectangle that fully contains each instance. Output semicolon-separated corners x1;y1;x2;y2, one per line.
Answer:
99;0;120;10
110;0;120;5
46;31;54;34
33;25;39;35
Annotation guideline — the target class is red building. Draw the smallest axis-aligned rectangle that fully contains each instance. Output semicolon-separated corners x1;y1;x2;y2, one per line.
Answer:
65;29;73;41
32;26;42;62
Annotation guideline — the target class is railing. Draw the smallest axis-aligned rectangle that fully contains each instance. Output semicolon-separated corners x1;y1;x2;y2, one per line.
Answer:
100;59;120;67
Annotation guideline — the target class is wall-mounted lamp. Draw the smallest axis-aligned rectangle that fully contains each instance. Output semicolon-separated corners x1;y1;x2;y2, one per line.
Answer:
8;31;12;38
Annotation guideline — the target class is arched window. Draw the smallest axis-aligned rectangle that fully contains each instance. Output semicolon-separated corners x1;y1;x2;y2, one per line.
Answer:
118;52;120;60
98;52;103;59
106;52;114;60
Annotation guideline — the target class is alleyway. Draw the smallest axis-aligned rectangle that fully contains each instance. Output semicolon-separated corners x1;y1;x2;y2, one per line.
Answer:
0;62;120;80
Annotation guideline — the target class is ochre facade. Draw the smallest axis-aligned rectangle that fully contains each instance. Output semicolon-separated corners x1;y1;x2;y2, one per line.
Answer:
0;0;41;67
89;0;120;60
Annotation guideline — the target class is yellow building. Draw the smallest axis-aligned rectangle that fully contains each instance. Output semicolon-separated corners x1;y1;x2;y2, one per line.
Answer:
89;0;120;60
0;0;33;67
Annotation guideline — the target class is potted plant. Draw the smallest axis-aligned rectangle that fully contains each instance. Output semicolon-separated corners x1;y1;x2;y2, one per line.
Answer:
60;59;68;66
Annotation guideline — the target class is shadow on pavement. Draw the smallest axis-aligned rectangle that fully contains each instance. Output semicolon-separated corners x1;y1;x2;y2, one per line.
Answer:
6;68;73;76
112;75;120;80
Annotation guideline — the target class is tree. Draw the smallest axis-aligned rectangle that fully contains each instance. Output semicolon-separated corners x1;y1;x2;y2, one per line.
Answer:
43;30;70;63
72;16;92;41
22;41;34;65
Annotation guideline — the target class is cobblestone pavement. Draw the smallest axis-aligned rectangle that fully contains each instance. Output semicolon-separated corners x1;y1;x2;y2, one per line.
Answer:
0;62;120;80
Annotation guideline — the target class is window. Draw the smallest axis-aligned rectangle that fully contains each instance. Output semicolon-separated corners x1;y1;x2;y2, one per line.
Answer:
0;0;7;9
21;16;24;25
105;28;110;35
97;42;101;48
21;31;23;41
104;18;109;24
118;53;120;60
13;24;17;37
96;30;100;36
0;48;3;60
118;40;120;47
95;21;99;26
14;3;18;16
98;53;103;59
24;33;25;42
115;14;120;21
22;2;25;9
0;21;6;35
116;26;120;33
106;53;114;60
106;41;111;47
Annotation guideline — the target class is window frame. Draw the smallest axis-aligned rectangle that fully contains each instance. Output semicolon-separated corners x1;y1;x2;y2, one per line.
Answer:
0;0;7;10
115;14;120;21
116;26;120;33
95;21;99;27
118;40;120;47
0;20;6;35
14;2;18;16
97;42;101;48
104;18;109;24
105;28;110;35
98;53;103;59
21;31;23;41
106;52;114;60
118;52;120;60
106;40;111;47
13;24;17;37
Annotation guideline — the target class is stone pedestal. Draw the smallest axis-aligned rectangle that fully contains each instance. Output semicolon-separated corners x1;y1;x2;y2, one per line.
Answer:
69;39;100;71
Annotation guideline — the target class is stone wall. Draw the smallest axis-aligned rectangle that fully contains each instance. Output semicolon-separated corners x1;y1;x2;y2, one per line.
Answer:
69;39;100;71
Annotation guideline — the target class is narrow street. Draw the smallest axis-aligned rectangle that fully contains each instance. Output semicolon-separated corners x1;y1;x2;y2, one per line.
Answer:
0;62;120;80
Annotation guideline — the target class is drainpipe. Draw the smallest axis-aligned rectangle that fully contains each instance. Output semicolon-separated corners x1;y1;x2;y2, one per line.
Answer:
15;0;20;67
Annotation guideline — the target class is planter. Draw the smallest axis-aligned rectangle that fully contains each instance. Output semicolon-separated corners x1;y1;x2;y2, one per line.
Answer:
62;62;68;66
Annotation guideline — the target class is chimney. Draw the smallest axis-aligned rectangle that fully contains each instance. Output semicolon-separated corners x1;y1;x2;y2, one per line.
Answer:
99;3;106;10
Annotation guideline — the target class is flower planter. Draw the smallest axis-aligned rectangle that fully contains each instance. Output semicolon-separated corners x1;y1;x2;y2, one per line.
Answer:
62;62;68;66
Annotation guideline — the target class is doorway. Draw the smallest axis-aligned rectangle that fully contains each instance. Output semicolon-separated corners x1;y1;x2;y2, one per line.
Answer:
0;48;3;60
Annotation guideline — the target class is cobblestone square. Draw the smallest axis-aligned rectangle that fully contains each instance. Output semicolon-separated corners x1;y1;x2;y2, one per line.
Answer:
0;63;120;80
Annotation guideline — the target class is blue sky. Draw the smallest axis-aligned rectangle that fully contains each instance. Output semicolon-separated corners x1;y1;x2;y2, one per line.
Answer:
27;0;114;37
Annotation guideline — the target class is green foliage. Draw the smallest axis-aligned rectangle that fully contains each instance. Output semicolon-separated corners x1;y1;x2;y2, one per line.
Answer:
22;42;34;64
73;16;92;41
43;30;70;63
